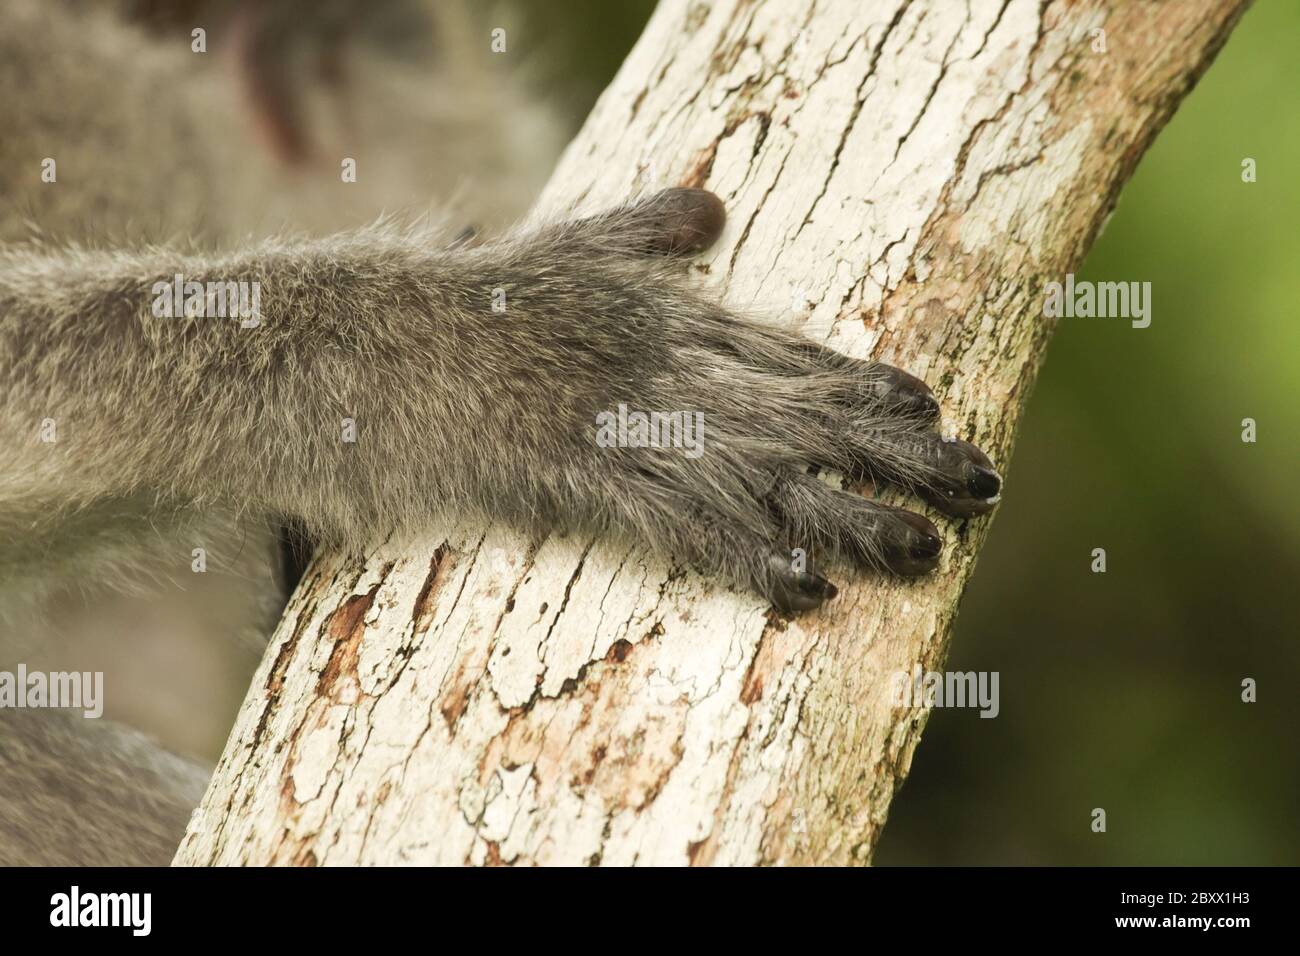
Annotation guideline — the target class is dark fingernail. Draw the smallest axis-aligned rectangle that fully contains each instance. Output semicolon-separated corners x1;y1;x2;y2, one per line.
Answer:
884;511;943;575
806;572;837;600
896;509;941;550
876;367;940;419
767;553;838;613
897;387;940;420
910;530;943;561
650;188;726;255
922;440;1003;518
796;571;838;601
967;465;1001;499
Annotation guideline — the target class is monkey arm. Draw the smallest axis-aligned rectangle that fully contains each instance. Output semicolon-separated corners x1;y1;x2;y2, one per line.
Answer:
0;192;999;612
1;225;514;543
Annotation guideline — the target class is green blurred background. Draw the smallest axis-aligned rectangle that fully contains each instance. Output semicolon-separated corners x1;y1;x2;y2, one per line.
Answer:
534;0;1300;864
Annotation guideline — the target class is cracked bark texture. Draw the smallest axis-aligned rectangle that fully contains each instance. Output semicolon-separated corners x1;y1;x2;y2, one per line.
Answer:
175;0;1250;866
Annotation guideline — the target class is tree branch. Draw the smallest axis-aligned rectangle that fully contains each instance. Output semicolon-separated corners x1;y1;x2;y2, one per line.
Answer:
176;0;1250;866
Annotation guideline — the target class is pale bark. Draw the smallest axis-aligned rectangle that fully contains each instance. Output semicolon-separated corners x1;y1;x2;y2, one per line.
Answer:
176;0;1249;866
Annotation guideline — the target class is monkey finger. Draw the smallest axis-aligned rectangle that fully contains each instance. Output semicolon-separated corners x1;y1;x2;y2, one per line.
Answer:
916;437;1003;518
842;428;1001;519
634;187;727;256
865;363;941;421
765;551;839;613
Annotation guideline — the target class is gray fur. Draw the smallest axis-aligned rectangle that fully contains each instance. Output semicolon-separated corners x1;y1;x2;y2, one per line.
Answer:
1;209;993;609
0;710;210;866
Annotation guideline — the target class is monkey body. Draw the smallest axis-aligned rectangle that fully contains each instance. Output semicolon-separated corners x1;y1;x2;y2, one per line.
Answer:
1;0;564;863
0;0;561;646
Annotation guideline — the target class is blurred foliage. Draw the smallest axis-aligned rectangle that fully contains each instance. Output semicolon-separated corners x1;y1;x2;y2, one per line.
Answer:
509;0;660;131
546;1;1300;864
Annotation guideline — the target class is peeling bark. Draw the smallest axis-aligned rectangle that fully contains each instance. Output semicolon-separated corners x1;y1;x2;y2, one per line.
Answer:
176;0;1250;866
